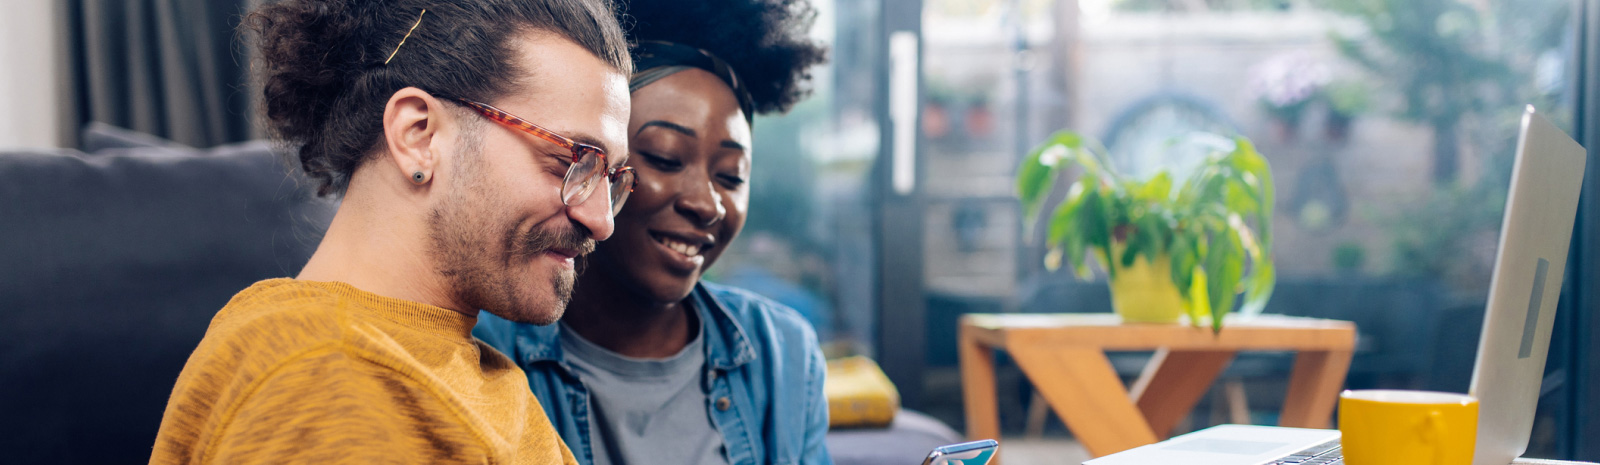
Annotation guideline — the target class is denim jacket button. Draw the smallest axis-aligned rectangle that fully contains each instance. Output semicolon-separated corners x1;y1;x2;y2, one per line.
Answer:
716;396;732;411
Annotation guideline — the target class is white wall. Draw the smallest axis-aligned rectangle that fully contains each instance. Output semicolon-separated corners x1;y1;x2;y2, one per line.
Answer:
0;0;63;149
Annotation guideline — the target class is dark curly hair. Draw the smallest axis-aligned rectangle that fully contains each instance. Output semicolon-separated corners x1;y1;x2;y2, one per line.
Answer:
246;0;631;197
620;0;828;115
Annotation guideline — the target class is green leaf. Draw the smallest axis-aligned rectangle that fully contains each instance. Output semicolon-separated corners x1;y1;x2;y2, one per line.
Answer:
1183;166;1231;218
1017;154;1058;227
1233;214;1276;316
1047;182;1088;245
1017;131;1085;227
1225;182;1260;218
1067;233;1092;279
1227;137;1274;247
1121;237;1142;268
1171;233;1202;326
1202;224;1245;335
1168;233;1195;291
1078;187;1115;280
1045;180;1094;279
1145;213;1168;256
1137;171;1173;203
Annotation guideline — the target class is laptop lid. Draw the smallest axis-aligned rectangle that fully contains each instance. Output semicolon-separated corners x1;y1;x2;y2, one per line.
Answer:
1469;106;1587;465
1083;425;1339;465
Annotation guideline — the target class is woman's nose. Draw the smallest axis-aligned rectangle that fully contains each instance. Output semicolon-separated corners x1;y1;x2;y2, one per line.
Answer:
676;173;726;227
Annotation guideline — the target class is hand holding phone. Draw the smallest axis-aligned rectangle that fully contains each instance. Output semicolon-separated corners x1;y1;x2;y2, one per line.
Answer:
922;439;999;465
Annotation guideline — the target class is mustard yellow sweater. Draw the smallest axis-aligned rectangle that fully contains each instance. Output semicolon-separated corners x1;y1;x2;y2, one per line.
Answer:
151;279;576;464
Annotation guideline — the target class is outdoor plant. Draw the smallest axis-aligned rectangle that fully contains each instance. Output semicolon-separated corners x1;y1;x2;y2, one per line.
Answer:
1248;51;1331;133
1322;79;1371;139
1316;0;1528;185
1016;131;1276;333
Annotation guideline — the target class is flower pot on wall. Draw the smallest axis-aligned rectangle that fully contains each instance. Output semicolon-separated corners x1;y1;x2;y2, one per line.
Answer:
1325;113;1353;141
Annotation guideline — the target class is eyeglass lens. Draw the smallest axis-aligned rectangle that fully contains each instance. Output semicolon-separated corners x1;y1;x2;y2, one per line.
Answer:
559;147;630;215
608;170;634;215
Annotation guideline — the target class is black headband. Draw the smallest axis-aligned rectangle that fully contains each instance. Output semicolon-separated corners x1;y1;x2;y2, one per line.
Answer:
629;41;756;125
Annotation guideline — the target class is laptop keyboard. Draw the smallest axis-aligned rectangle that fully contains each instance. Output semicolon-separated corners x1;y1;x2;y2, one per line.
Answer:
1265;439;1342;465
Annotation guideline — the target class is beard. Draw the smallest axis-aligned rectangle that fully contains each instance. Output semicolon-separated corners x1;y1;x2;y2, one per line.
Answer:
424;127;595;325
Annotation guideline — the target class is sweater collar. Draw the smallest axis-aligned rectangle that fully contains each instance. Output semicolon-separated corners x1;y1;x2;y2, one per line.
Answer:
289;278;478;341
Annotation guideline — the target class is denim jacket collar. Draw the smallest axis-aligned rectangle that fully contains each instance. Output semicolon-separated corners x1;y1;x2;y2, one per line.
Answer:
511;283;758;373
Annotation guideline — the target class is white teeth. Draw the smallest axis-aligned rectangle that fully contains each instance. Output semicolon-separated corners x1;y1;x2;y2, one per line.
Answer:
660;237;701;257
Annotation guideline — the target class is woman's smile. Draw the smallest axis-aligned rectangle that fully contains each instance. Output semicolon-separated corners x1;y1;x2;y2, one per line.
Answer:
648;230;712;272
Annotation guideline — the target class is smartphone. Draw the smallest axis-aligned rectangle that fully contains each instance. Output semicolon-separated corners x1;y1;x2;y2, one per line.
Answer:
921;439;999;465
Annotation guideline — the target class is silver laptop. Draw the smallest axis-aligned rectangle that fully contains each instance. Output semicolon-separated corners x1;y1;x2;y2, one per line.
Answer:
1085;105;1587;465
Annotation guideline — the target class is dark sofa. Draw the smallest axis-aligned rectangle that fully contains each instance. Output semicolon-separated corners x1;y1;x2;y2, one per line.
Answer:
0;138;336;463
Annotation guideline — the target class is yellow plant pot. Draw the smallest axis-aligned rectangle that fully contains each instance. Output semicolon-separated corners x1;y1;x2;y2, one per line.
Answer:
1104;249;1186;324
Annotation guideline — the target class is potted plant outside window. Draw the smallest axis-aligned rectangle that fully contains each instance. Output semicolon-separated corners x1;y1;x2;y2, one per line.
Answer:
1016;131;1277;334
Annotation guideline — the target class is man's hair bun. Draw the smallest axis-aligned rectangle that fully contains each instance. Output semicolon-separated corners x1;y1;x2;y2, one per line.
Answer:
246;0;631;196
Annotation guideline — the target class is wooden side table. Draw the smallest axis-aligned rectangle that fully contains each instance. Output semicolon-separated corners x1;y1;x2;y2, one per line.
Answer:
959;313;1356;459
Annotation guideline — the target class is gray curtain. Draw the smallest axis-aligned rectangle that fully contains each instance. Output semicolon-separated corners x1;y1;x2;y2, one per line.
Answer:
66;0;256;148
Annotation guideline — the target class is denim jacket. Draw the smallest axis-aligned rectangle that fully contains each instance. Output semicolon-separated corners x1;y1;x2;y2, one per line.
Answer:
474;281;833;465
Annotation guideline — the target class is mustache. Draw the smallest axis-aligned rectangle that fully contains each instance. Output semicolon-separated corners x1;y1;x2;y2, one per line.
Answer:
517;221;597;258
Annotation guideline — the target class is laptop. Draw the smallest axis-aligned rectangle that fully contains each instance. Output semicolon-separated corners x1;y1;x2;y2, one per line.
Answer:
1085;105;1588;465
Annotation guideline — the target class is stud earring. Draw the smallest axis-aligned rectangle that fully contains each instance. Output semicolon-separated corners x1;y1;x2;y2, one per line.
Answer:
412;171;428;184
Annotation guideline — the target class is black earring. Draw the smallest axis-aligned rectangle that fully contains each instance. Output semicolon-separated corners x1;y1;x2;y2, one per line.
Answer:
412;171;427;184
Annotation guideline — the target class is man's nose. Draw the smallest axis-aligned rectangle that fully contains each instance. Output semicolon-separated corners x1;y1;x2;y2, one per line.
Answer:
566;190;615;241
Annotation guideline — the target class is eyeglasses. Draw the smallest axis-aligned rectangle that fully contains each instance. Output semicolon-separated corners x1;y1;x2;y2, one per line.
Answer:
449;97;635;215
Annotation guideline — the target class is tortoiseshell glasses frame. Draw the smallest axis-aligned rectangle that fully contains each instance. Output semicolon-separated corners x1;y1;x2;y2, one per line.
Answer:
449;97;636;215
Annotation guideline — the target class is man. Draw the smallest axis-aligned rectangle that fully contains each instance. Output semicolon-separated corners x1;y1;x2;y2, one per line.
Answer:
150;0;632;463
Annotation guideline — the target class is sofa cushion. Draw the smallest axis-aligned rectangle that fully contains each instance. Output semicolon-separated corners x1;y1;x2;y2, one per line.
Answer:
79;121;195;153
0;141;335;463
827;409;964;465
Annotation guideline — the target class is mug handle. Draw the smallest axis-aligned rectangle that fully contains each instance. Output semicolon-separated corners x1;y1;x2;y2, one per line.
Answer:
1426;411;1447;465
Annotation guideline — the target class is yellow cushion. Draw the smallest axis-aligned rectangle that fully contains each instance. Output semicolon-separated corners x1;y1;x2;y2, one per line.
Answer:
825;356;900;428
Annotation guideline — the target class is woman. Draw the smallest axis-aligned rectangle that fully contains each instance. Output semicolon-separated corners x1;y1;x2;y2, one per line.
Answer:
474;1;830;464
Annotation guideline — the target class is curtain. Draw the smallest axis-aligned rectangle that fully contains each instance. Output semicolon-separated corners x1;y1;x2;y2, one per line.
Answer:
65;0;256;148
1561;0;1600;459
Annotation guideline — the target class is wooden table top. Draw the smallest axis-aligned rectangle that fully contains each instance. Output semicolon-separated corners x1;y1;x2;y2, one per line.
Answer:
959;313;1356;351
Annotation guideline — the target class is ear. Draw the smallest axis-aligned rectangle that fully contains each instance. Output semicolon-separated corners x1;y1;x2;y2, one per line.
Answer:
382;87;448;186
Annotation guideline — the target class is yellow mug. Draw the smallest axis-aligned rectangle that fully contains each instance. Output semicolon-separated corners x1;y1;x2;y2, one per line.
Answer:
1338;389;1478;465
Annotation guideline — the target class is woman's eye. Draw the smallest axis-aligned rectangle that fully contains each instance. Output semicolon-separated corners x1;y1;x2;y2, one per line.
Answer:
718;174;747;188
640;151;683;171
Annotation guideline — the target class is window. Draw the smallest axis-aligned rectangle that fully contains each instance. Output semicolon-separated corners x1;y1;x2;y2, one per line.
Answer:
917;0;1578;455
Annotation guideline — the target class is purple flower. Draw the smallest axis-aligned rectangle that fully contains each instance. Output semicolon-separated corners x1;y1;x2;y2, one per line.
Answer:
1249;51;1332;109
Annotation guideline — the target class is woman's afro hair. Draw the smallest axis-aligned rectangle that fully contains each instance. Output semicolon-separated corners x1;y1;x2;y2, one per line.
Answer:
620;0;828;115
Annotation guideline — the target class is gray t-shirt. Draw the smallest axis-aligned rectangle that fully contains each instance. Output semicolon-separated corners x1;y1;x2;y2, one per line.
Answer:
560;320;728;465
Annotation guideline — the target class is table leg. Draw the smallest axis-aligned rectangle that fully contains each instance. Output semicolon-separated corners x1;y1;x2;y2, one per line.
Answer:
1009;346;1158;457
1131;349;1236;438
1280;349;1353;428
959;324;1001;444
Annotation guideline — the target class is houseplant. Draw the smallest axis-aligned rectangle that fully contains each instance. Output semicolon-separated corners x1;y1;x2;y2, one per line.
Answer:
1016;131;1276;333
